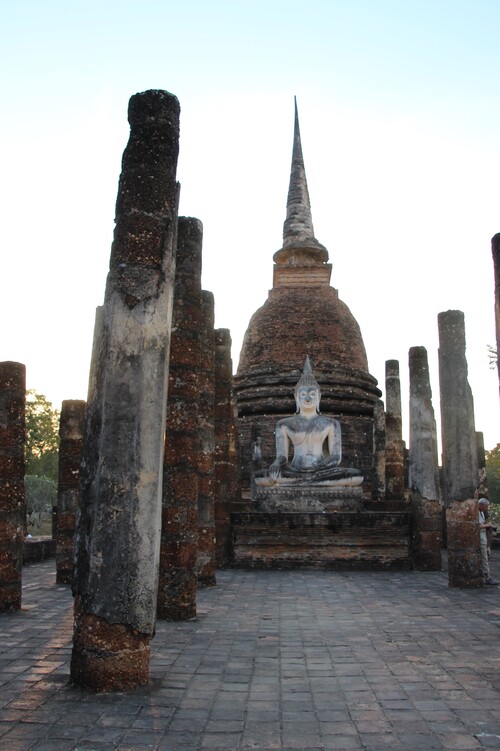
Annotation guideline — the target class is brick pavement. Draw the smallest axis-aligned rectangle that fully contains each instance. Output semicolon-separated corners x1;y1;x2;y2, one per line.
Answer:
0;555;499;750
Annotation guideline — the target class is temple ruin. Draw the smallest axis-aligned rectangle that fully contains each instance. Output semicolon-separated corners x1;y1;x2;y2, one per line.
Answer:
0;88;497;692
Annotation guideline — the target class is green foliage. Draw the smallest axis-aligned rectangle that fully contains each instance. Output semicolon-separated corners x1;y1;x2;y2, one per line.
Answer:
485;443;500;505
25;474;56;535
25;390;60;483
488;504;500;526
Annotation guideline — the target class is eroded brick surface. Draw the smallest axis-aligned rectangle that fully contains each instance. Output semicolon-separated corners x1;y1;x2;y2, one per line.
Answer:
158;217;203;620
0;361;25;612
56;399;85;585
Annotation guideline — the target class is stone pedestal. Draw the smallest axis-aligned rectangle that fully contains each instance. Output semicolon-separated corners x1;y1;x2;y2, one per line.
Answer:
254;481;364;512
409;493;442;571
232;509;410;570
446;499;482;588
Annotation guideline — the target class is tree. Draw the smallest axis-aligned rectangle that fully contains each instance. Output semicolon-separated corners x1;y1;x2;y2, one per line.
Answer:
485;443;500;504
25;475;57;534
25;390;60;483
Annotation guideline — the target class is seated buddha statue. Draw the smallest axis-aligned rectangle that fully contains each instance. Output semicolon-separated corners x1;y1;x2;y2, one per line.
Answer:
259;357;363;486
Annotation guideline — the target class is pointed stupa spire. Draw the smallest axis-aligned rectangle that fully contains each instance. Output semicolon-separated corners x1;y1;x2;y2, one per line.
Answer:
283;98;315;245
274;98;328;269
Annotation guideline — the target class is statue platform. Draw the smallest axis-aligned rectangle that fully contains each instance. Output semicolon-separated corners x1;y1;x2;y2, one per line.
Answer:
231;500;411;571
254;481;363;512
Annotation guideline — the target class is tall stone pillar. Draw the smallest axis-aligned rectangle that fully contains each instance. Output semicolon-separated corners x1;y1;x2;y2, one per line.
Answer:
214;328;239;567
157;216;203;620
408;347;441;570
476;431;488;498
197;291;216;586
492;233;500;398
56;400;86;585
0;362;26;612
71;90;180;690
371;400;386;500
438;310;481;587
384;360;405;499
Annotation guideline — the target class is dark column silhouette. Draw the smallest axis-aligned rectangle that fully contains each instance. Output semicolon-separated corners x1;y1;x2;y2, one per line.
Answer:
158;217;203;620
408;347;441;570
56;400;85;585
197;291;216;586
0;362;26;612
384;360;405;499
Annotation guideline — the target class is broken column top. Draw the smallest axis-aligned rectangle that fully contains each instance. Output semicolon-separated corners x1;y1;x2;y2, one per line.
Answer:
438;310;466;353
127;89;180;124
108;88;180;308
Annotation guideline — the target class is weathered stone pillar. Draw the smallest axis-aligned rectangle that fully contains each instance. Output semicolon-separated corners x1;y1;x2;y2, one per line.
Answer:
492;233;500;398
71;90;180;690
214;328;239;567
0;362;25;612
476;431;488;498
56;400;86;585
197;291;216;586
157;216;203;620
438;310;481;587
371;400;386;500
384;360;405;499
408;347;441;570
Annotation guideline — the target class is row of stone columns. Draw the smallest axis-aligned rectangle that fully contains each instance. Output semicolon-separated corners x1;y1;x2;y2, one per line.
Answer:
70;89;182;691
65;90;240;689
384;309;485;584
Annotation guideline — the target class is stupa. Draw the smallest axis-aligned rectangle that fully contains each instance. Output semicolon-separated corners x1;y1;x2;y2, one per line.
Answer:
234;100;382;498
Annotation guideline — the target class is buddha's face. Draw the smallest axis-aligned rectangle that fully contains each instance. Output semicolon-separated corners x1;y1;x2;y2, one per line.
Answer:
296;386;320;414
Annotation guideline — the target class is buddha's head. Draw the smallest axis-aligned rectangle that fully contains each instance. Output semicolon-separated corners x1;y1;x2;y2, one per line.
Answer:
294;356;321;414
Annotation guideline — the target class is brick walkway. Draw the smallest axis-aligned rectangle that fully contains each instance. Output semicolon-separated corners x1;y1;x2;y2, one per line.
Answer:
1;556;500;750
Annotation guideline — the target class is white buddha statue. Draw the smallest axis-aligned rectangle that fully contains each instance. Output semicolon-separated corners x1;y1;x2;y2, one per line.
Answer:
259;357;363;486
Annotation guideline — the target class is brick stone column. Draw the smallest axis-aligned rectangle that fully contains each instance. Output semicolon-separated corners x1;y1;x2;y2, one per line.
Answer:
371;400;386;500
408;347;441;570
214;328;239;566
438;310;481;587
197;291;216;587
384;360;405;499
492;233;500;399
0;362;26;612
56;400;86;585
157;216;203;620
71;90;180;690
476;431;488;498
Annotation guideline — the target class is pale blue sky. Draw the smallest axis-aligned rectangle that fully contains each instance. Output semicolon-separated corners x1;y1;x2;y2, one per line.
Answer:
1;0;500;449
